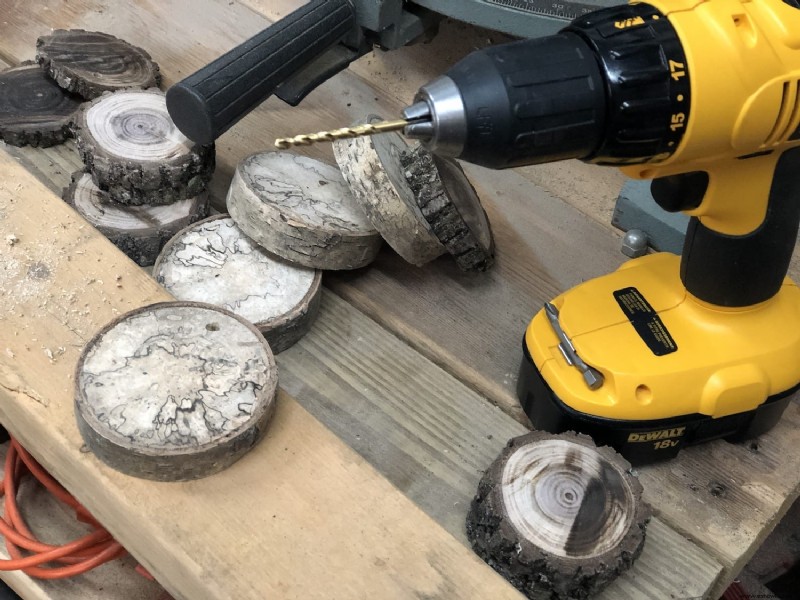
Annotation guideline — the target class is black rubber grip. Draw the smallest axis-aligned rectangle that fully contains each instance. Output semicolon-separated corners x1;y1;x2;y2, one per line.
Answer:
166;0;355;144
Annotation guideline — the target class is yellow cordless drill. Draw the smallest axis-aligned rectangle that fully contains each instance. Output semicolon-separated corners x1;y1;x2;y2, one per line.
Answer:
395;0;800;464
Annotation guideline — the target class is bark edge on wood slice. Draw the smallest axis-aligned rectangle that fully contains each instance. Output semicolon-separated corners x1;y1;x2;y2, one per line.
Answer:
227;151;382;270
36;29;161;100
466;430;651;600
75;89;214;205
75;301;278;481
0;62;83;148
401;146;495;272
64;171;209;266
333;115;444;266
153;215;322;353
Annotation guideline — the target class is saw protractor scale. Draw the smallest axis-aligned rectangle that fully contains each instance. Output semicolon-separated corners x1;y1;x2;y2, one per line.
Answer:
227;151;383;270
0;63;83;148
333;115;445;266
466;430;650;599
75;302;278;482
75;89;215;205
36;29;161;100
63;171;209;266
154;215;322;353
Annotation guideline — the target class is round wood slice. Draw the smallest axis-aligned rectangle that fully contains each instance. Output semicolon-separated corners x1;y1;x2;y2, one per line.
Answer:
227;151;382;270
401;146;495;272
63;171;209;266
0;63;82;148
75;301;278;481
466;431;650;600
36;29;161;100
75;89;215;205
332;115;444;266
153;215;322;353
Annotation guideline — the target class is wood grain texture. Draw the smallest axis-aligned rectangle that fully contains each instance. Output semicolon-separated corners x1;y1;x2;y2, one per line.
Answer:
227;151;382;269
154;215;322;353
64;171;209;266
0;147;525;600
0;63;82;147
75;89;214;205
75;301;278;481
0;443;169;600
333;115;445;265
36;29;160;100
467;431;649;599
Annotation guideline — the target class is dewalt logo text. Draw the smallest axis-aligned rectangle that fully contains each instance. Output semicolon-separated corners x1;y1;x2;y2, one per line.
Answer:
627;427;686;443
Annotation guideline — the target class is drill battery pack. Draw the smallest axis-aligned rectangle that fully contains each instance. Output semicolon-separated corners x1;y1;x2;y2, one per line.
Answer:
518;253;800;465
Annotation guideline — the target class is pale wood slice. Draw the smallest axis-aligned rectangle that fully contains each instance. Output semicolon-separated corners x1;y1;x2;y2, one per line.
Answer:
64;171;209;266
333;115;444;266
75;301;278;481
0;63;82;147
401;146;495;272
75;89;214;205
467;431;650;600
36;29;161;100
227;151;382;270
153;215;322;353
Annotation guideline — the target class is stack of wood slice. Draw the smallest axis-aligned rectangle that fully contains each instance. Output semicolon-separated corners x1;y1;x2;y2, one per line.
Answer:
67;88;213;265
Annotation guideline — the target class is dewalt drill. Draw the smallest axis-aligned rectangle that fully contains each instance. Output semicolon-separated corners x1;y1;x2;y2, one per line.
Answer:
396;0;800;464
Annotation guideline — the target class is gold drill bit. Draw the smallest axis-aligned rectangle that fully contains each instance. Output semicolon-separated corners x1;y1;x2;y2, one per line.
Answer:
274;119;410;149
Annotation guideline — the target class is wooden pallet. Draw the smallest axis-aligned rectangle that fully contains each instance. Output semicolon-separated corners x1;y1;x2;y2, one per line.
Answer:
0;1;797;599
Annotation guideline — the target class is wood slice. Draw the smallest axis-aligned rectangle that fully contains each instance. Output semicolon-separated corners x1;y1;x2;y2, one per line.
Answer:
75;89;215;205
466;431;650;600
400;146;495;272
227;151;382;270
64;171;209;266
0;63;82;148
75;301;278;482
36;29;161;100
153;215;322;353
332;115;445;266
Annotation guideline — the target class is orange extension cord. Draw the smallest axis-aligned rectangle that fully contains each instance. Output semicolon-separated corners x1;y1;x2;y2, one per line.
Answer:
0;436;127;579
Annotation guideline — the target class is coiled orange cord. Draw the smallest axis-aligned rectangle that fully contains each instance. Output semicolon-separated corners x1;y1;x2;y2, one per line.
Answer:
0;436;127;579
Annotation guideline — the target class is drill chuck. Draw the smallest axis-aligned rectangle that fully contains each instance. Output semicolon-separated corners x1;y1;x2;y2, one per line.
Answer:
406;3;690;171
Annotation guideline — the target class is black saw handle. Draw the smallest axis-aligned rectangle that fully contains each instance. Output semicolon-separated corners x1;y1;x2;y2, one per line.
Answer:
166;0;356;145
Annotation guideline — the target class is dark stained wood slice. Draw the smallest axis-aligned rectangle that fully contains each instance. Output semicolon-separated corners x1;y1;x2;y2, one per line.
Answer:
63;171;209;266
36;29;161;100
75;301;278;482
400;146;495;272
227;151;383;270
0;63;82;147
467;431;650;600
153;215;322;353
75;89;214;205
333;115;445;266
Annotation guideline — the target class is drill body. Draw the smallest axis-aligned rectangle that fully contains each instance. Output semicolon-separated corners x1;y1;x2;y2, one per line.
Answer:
405;0;800;463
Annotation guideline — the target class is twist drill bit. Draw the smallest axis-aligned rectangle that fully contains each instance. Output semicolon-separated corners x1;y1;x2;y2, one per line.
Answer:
274;119;412;149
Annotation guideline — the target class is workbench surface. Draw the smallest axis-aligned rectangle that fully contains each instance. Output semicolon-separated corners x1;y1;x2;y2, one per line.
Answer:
0;2;798;599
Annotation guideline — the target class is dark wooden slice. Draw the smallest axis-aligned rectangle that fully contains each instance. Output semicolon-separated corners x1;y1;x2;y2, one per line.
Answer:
36;29;161;100
0;63;83;147
75;301;278;482
401;146;495;272
227;151;382;270
74;89;215;205
153;215;322;353
466;431;651;600
332;115;445;266
63;171;209;266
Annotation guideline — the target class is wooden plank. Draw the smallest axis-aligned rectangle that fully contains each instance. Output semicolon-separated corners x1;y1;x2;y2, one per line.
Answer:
0;148;527;600
0;444;168;600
